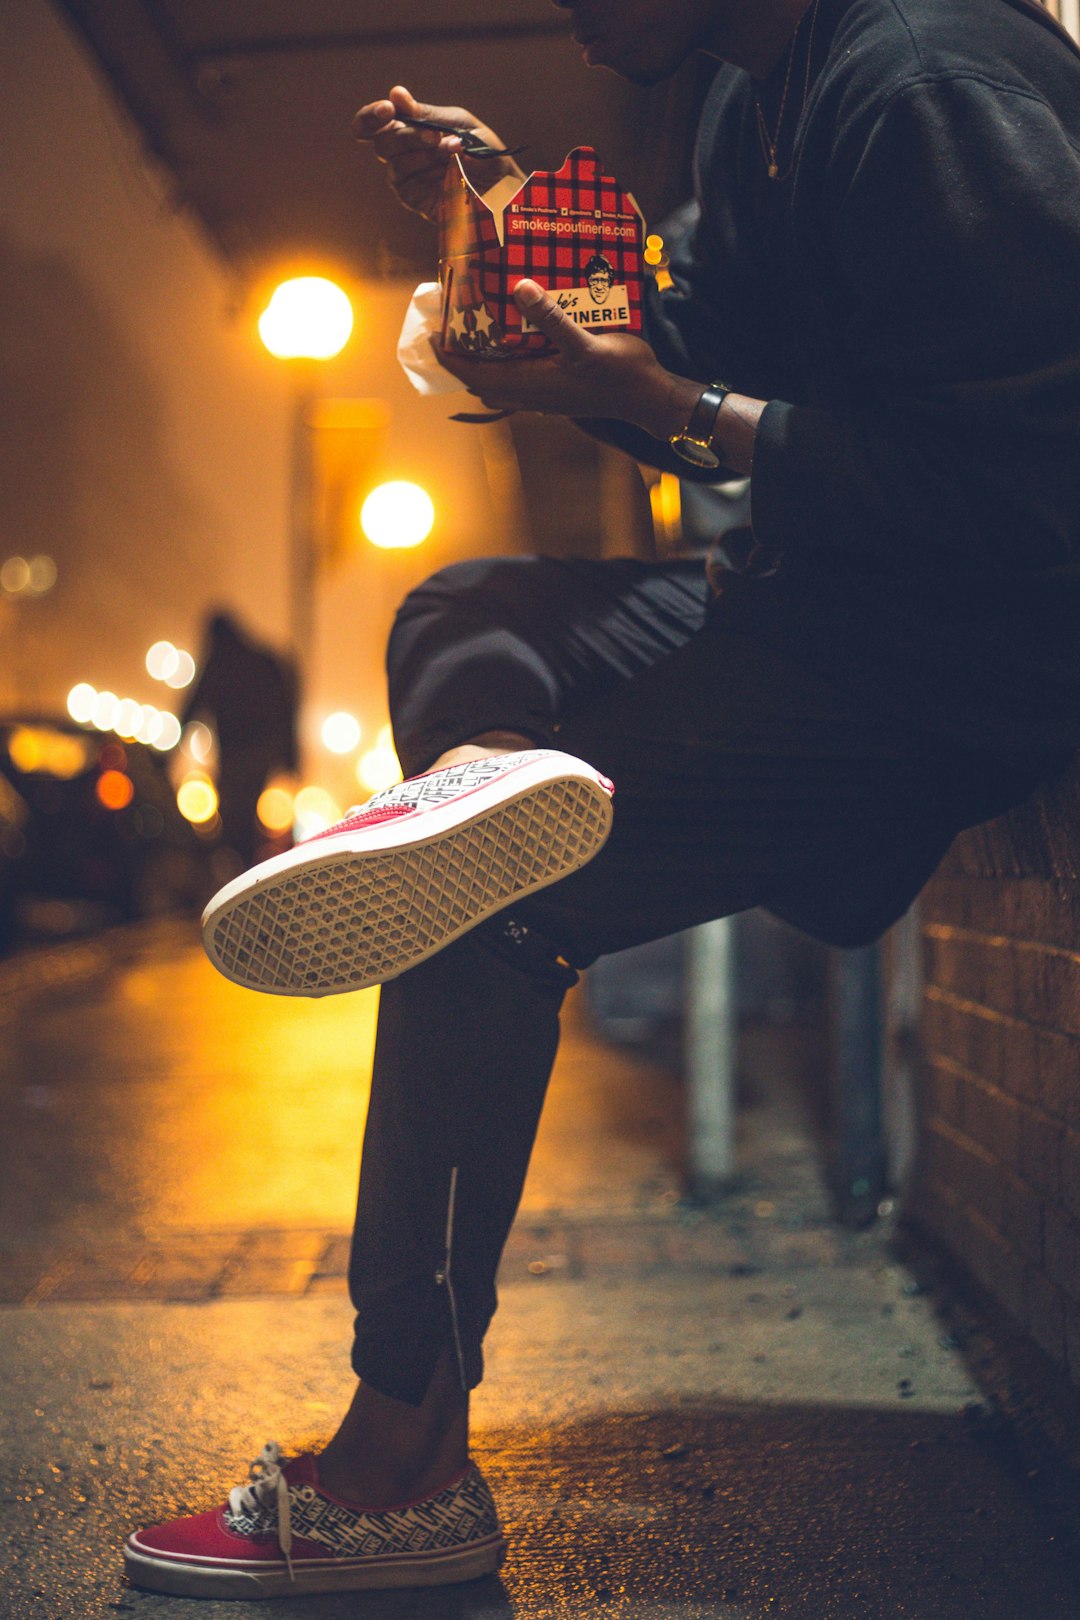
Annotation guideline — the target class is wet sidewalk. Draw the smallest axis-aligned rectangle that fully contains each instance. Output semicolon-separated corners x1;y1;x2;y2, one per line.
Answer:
1;919;1078;1618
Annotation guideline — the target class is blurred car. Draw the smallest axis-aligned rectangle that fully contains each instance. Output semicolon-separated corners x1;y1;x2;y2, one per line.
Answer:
0;716;206;951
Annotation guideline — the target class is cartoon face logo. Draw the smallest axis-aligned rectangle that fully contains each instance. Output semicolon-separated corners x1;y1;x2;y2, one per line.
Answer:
585;253;615;305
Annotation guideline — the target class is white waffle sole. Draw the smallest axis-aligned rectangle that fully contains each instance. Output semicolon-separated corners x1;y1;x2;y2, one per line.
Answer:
200;754;613;997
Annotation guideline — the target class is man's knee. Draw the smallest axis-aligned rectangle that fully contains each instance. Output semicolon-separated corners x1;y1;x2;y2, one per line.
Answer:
392;556;546;633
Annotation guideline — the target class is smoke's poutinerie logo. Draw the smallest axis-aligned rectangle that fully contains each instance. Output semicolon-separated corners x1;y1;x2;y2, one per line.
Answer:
523;252;630;329
439;146;645;354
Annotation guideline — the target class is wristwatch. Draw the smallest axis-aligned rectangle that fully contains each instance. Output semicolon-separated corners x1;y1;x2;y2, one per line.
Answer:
669;383;732;469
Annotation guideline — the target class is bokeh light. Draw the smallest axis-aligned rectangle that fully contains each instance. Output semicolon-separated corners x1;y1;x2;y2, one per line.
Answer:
321;711;362;754
293;784;341;839
185;721;214;762
361;481;435;550
176;774;219;824
257;785;295;834
99;741;127;771
66;681;182;752
154;713;183;752
165;650;196;689
146;641;179;681
97;769;135;811
26;555;57;595
0;557;31;595
7;729;44;773
258;277;354;361
8;727;89;779
67;683;97;724
114;698;144;738
92;691;118;732
356;730;401;794
136;705;164;746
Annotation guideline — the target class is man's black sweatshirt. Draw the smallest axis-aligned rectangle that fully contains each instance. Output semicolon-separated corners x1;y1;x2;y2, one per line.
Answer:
587;0;1080;756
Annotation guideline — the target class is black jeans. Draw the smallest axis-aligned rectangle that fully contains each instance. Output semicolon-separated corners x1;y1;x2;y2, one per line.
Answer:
348;555;1050;1404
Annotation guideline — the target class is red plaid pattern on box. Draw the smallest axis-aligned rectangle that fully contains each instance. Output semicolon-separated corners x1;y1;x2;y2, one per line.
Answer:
439;147;645;357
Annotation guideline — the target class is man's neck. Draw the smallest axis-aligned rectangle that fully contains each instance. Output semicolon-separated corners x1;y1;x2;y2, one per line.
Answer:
701;0;818;80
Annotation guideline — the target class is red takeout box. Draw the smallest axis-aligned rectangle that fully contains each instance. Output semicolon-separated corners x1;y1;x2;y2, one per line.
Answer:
438;146;646;357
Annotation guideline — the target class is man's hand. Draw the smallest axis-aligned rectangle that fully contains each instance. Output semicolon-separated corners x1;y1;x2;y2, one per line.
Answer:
435;280;702;433
353;86;525;223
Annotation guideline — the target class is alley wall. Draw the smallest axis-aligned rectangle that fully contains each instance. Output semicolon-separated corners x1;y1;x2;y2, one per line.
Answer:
907;776;1080;1391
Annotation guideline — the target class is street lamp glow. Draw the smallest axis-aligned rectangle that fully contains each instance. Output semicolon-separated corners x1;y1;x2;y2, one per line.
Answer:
361;482;435;550
258;277;354;360
321;711;362;754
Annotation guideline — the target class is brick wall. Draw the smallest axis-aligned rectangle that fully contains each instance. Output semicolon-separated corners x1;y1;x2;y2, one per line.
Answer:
904;768;1080;1388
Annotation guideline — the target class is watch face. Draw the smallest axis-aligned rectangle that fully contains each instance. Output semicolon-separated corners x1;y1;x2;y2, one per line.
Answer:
671;435;721;469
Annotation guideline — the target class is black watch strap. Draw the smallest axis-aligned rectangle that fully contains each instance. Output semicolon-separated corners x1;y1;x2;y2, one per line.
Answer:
686;384;731;443
669;382;732;468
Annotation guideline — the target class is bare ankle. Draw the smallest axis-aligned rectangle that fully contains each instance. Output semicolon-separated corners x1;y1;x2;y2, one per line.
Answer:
318;1353;470;1507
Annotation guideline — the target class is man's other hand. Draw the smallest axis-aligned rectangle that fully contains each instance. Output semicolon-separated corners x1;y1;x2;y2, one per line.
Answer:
353;86;524;223
434;280;695;435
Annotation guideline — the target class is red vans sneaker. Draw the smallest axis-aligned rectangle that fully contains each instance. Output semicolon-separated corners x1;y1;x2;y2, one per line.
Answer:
201;749;613;997
124;1442;506;1599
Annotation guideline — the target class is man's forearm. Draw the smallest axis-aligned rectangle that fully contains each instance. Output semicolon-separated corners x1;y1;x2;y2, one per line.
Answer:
635;374;768;477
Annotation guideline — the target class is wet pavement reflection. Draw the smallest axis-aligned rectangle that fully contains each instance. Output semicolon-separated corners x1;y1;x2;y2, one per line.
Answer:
1;919;1079;1616
0;921;375;1247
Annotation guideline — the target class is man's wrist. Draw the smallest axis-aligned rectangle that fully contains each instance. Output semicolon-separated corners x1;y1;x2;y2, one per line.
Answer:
711;393;767;476
635;374;708;442
634;370;767;478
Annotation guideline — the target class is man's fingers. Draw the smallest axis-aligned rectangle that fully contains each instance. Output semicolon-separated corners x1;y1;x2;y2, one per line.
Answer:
352;99;397;140
373;143;449;180
389;86;478;130
354;90;470;142
512;280;590;358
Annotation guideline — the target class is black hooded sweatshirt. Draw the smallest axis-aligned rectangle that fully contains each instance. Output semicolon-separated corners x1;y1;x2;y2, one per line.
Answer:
584;0;1080;756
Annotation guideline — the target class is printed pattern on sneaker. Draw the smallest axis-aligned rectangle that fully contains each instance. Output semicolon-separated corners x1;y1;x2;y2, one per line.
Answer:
309;752;547;842
225;1464;501;1559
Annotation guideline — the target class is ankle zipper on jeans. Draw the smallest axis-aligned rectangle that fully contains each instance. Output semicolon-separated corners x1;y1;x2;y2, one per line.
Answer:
435;1165;469;1392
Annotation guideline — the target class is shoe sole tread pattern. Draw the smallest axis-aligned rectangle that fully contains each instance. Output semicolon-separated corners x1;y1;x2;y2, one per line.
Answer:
123;1533;506;1597
203;775;612;996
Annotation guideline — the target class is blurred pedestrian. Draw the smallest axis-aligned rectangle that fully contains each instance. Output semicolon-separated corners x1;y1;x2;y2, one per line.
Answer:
180;611;298;870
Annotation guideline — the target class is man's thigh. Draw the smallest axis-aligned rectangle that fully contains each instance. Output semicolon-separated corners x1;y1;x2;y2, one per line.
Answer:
526;621;1041;958
389;554;711;773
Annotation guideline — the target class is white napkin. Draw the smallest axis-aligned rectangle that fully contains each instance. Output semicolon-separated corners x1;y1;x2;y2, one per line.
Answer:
397;282;466;396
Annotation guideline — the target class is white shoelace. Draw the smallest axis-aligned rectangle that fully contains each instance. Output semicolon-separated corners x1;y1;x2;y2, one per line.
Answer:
227;1441;294;1580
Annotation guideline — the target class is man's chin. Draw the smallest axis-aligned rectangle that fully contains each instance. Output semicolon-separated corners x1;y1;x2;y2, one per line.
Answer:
580;34;670;83
584;53;675;86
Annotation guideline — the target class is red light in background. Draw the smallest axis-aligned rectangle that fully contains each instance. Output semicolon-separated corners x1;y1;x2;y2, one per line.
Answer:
99;742;127;771
96;770;134;811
